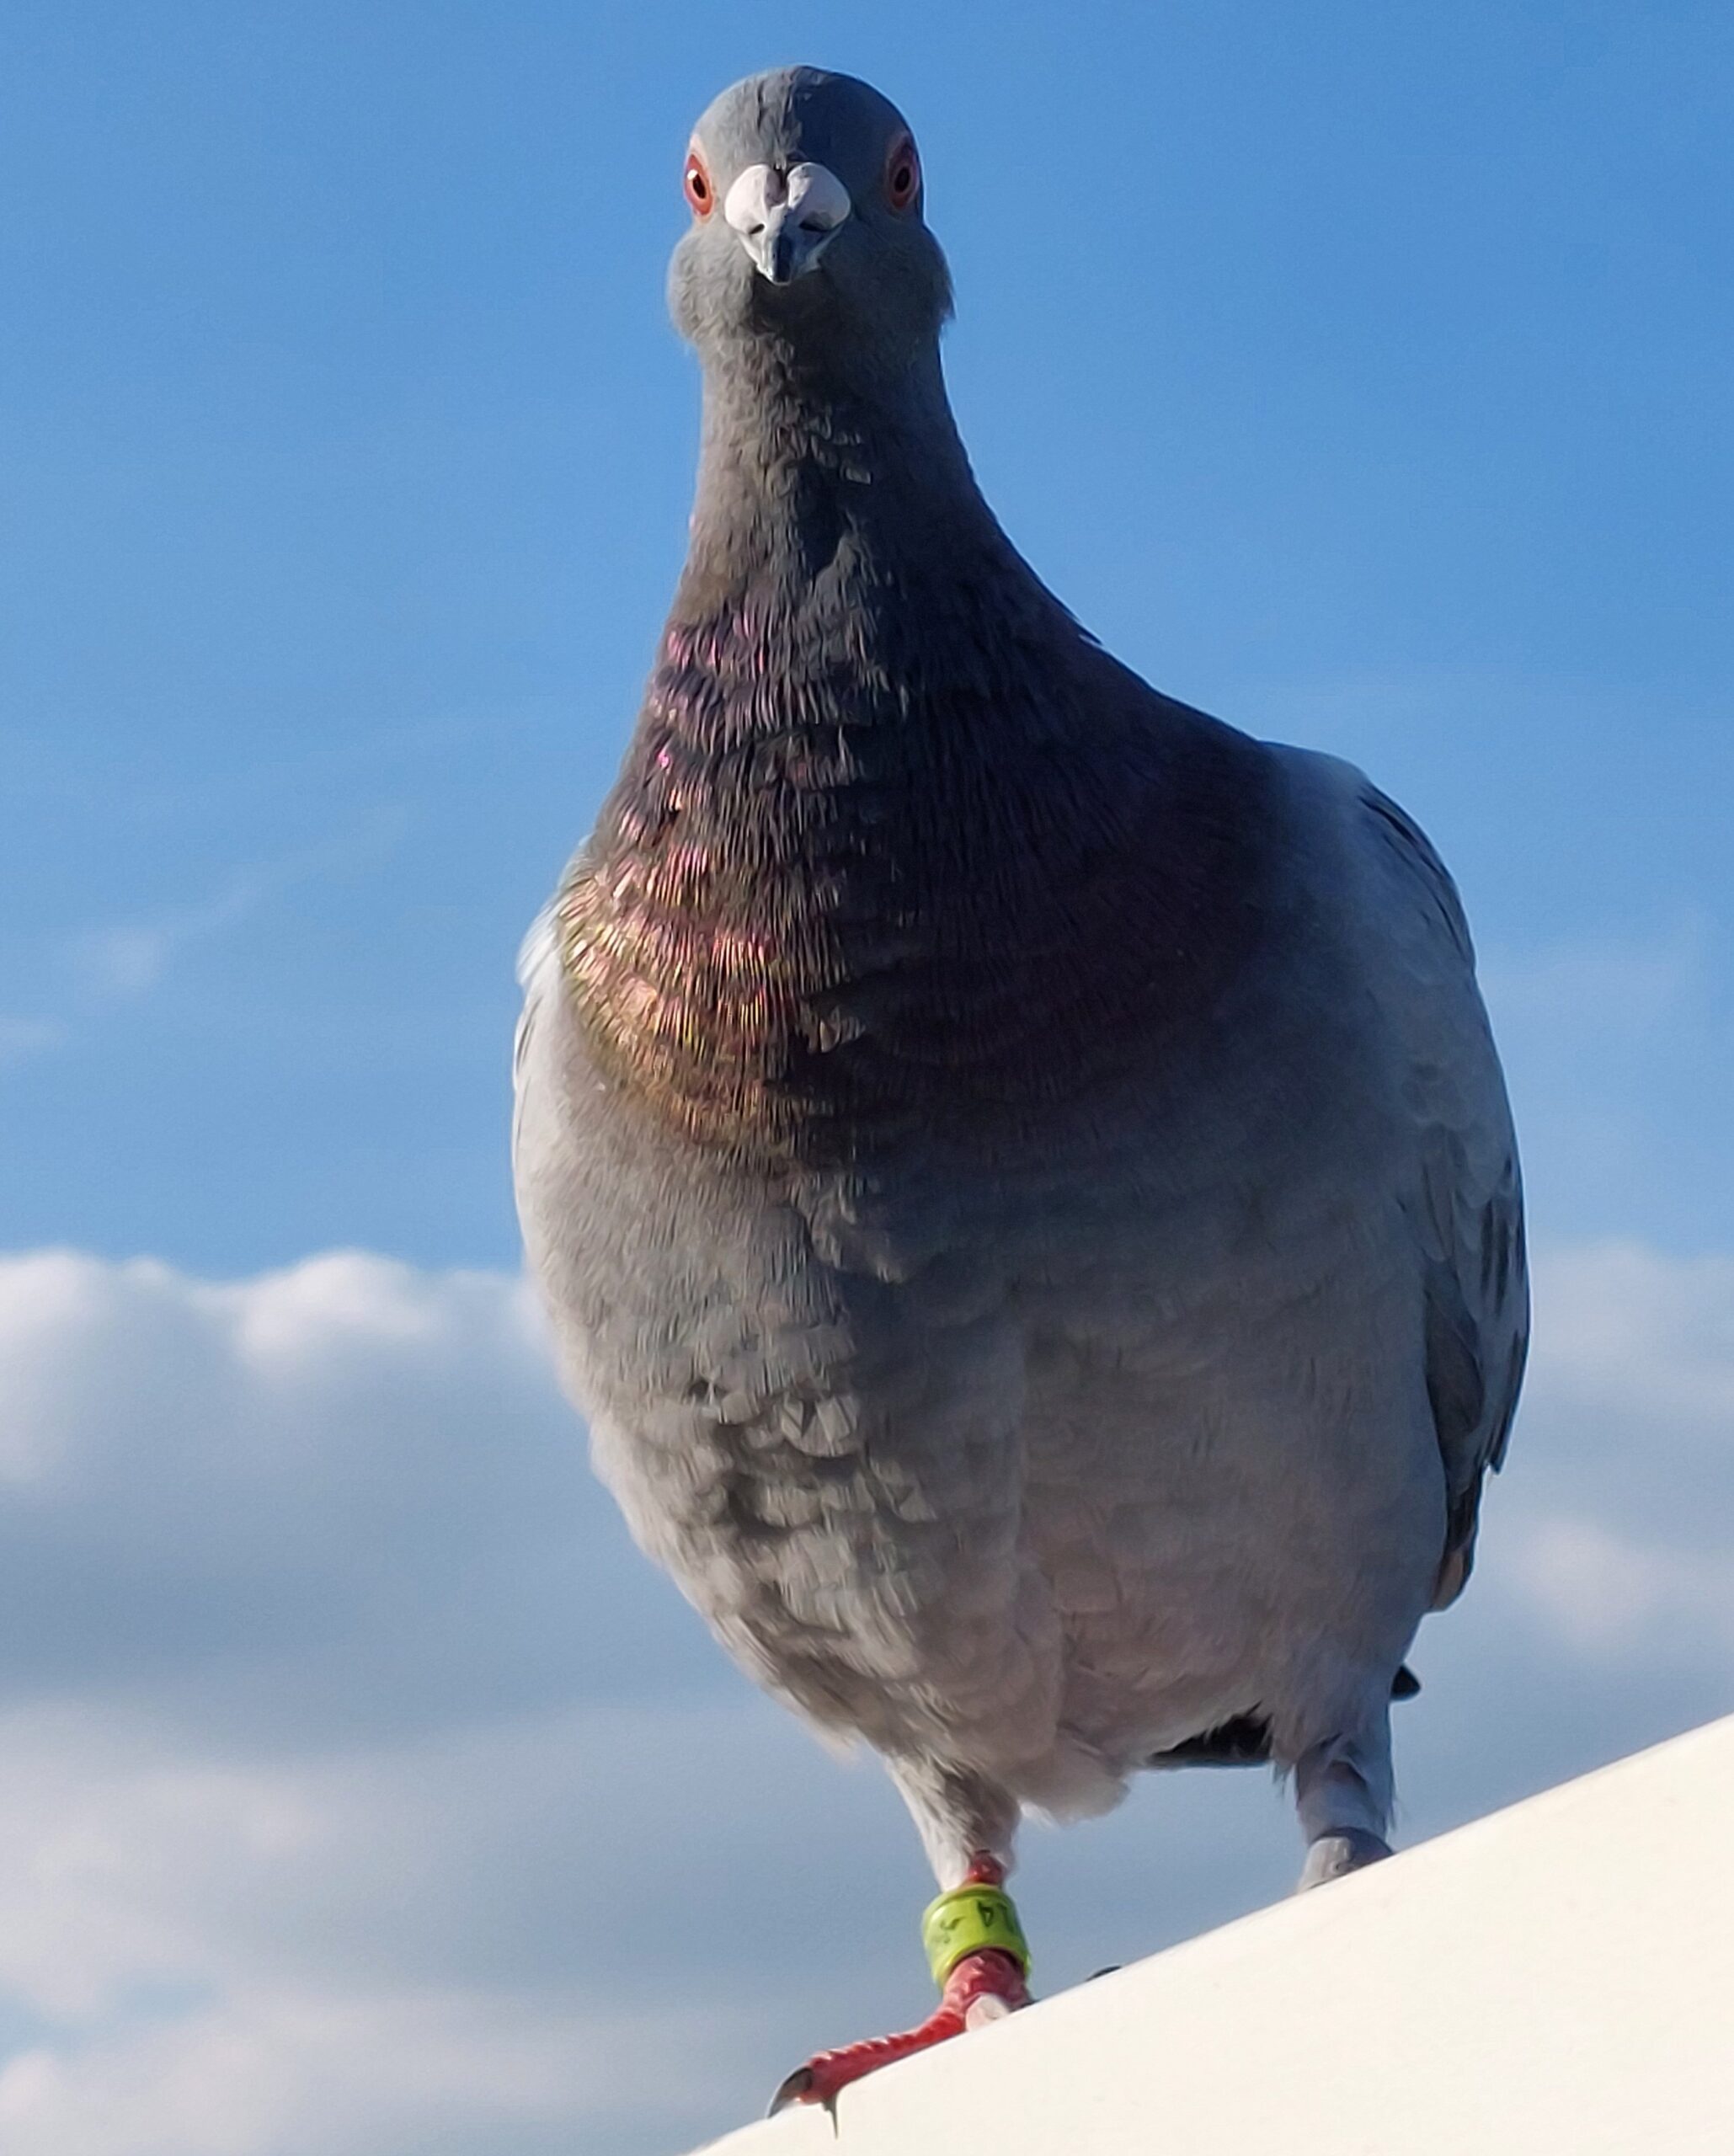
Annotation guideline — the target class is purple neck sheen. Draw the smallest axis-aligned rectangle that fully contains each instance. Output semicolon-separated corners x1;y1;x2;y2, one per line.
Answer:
558;318;1277;1161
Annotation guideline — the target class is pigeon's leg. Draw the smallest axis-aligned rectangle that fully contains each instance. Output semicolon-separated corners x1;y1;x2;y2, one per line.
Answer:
1294;1708;1395;1890
768;1764;1029;2115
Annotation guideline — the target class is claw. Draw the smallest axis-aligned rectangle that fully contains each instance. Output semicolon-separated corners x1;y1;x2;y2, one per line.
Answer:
767;2066;814;2117
768;1945;1028;2113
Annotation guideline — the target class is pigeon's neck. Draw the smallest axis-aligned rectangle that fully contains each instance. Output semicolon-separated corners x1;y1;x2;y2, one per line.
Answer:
559;338;1278;1162
677;341;1043;629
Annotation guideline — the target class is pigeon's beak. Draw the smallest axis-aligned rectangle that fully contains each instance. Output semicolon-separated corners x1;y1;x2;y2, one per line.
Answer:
723;161;851;286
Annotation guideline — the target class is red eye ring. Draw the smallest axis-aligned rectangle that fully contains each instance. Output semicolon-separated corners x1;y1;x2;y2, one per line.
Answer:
684;149;714;217
885;133;920;212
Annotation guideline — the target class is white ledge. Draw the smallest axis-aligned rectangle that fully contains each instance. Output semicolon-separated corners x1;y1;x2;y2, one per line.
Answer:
696;1715;1734;2154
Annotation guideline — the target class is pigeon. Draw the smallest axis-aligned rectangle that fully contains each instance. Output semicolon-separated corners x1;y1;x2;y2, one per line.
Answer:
512;65;1527;2111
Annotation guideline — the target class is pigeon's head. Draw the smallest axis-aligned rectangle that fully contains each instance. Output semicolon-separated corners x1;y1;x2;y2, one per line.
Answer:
670;67;952;380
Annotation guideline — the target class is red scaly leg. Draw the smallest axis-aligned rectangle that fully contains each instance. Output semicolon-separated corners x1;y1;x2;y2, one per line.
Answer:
768;1855;1032;2116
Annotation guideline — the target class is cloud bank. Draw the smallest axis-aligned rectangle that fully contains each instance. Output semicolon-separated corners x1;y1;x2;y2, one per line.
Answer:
0;1241;1726;2153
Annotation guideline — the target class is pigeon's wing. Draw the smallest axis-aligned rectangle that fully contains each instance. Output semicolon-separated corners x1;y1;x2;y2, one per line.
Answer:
1344;774;1529;1607
511;899;560;1164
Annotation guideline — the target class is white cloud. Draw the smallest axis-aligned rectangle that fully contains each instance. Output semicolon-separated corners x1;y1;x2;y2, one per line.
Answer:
0;1240;1726;2153
1531;1237;1734;1428
8;814;415;1065
0;1020;67;1072
0;1249;704;1733
1480;917;1712;1041
1469;920;1734;1246
67;862;302;1001
1477;1240;1734;1665
1517;1517;1734;1657
72;924;180;999
0;1985;756;2156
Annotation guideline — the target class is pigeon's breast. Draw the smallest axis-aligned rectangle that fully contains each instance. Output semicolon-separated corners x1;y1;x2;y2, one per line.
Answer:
560;619;1277;1164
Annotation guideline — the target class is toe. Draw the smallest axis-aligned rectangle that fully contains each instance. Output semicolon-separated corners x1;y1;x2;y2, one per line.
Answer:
1298;1828;1393;1890
963;1993;1016;2029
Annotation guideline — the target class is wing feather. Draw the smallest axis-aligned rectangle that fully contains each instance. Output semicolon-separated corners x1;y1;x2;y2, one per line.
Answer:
1355;780;1529;1607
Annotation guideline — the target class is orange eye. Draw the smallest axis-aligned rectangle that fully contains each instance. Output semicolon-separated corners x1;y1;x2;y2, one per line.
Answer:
885;134;920;212
684;150;714;217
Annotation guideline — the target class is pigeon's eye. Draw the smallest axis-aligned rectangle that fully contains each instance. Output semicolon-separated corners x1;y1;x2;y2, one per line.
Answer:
684;151;714;217
885;136;920;212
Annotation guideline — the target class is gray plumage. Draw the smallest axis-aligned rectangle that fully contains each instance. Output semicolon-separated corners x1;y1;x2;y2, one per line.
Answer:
513;67;1527;1896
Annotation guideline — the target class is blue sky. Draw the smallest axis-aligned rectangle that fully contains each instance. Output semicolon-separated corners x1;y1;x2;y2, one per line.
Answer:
6;0;1732;1267
1;5;1731;2152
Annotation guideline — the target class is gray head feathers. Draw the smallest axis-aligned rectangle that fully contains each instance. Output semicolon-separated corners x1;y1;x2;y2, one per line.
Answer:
670;67;952;385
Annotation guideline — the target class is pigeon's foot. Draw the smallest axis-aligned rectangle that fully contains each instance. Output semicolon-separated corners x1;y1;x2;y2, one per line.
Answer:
1298;1828;1392;1890
768;1854;1031;2116
768;1945;1029;2114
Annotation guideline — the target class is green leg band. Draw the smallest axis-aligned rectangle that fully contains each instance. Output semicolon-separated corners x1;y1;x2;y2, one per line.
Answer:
920;1881;1031;1987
